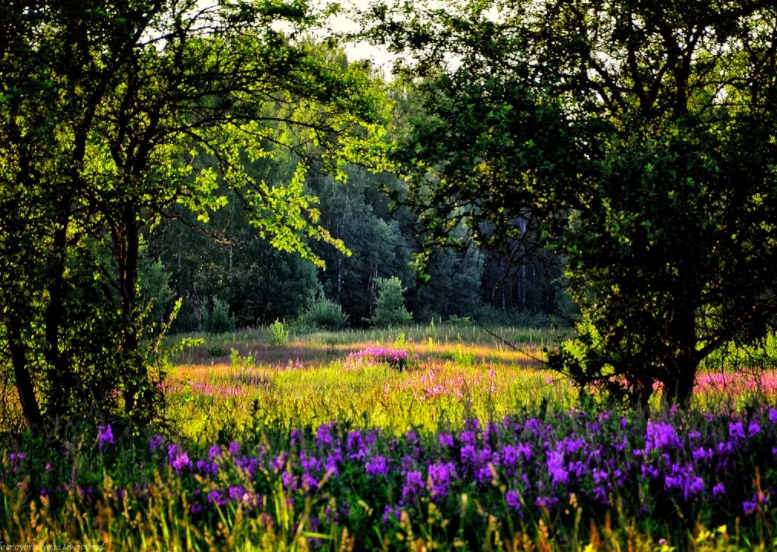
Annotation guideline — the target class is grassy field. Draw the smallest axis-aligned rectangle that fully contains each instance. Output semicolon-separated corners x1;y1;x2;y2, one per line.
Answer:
1;324;777;551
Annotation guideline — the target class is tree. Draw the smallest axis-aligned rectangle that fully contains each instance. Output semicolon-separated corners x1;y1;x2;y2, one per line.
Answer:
0;0;387;429
360;0;777;405
370;277;412;326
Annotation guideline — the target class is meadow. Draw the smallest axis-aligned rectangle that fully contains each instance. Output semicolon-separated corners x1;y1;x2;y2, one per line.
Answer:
1;324;777;551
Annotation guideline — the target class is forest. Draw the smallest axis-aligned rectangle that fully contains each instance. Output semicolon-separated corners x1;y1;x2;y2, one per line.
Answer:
1;0;777;550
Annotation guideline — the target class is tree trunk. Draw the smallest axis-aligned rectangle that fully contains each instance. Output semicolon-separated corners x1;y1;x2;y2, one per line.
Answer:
661;305;698;406
7;313;43;429
44;194;73;418
119;203;146;418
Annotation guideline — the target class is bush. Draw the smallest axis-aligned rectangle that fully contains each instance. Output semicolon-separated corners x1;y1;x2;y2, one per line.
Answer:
207;344;228;357
369;277;412;327
205;297;236;334
268;320;289;346
298;295;349;330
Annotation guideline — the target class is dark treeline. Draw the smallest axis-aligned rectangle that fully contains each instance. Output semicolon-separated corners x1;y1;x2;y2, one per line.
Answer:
145;156;572;332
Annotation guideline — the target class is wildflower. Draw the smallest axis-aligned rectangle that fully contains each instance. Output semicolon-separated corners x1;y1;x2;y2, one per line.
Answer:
729;422;745;439
645;421;680;452
713;483;725;497
97;425;114;451
402;471;424;502
439;433;454;447
316;424;334;448
150;435;163;451
228;486;248;503
208;490;226;507
429;462;456;498
167;444;191;474
459;430;477;446
505;490;522;512
743;501;757;515
547;451;569;486
366;456;389;477
209;445;222;461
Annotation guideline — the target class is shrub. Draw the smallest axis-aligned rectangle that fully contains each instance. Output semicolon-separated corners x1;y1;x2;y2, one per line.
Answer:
205;297;236;334
268;320;289;346
453;344;477;367
298;295;349;330
207;344;228;357
369;277;412;327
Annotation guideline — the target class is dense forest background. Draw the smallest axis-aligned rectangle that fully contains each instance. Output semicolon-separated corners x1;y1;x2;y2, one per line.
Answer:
143;97;574;333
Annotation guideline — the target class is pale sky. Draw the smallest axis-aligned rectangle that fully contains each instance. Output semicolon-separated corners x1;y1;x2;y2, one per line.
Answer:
324;0;400;76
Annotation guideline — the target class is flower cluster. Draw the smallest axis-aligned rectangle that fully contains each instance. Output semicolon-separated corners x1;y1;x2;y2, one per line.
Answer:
348;347;418;371
7;405;776;543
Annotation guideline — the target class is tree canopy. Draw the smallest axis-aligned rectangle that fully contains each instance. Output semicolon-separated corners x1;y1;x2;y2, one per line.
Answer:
0;0;389;429
359;0;777;404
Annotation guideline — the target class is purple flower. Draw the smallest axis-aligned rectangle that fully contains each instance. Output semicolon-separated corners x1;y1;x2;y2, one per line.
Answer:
459;430;477;446
326;452;342;475
400;455;415;473
547;451;569;486
98;425;114;451
439;433;454;447
743;501;757;515
713;483;725;497
506;490;522;512
748;421;761;435
402;471;425;502
282;471;298;492
209;446;222;461
428;462;456;498
168;445;191;474
729;422;745;439
229;441;241;456
150;435;163;451
317;424;334;448
460;445;476;467
536;496;558;510
208;490;226;507
769;409;777;424
645;421;680;452
366;456;389;477
271;452;288;471
228;486;248;503
593;469;608;485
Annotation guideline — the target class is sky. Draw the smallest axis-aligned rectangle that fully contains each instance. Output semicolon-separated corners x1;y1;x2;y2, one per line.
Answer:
323;0;400;75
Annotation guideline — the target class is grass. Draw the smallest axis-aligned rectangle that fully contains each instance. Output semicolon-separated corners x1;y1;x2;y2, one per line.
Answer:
1;325;777;551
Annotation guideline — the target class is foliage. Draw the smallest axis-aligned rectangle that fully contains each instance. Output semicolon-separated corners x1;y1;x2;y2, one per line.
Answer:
205;297;237;335
369;277;413;327
268;320;290;346
0;0;389;429
360;0;777;405
207;344;229;358
298;294;350;331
